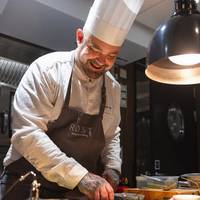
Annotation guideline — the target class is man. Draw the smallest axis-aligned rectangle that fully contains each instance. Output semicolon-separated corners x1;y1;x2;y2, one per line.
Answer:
0;0;144;199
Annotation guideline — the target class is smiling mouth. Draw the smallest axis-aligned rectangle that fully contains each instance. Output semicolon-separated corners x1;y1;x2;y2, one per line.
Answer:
90;61;104;70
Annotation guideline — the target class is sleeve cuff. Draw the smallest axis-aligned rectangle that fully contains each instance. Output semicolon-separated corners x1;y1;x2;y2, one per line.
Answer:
105;160;121;174
45;160;89;190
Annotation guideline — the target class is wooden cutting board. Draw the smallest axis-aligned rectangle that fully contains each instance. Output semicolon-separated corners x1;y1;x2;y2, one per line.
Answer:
124;188;199;200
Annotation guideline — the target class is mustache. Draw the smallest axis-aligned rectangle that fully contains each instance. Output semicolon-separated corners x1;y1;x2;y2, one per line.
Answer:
89;60;108;68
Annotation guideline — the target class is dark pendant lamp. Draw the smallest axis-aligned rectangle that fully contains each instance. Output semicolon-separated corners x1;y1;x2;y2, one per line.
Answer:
145;0;200;85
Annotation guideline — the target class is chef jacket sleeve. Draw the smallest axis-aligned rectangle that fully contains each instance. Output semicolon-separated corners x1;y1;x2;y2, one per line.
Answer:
11;59;88;190
101;81;122;173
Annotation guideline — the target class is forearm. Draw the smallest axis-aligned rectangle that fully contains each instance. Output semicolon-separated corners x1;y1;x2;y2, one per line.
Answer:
11;127;88;189
101;130;122;173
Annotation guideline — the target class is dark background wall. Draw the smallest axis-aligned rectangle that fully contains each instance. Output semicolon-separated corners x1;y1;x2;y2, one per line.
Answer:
120;60;200;186
150;82;198;175
0;86;13;172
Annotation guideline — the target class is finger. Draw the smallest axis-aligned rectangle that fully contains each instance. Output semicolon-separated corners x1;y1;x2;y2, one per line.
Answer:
108;189;114;200
99;185;109;200
94;188;100;200
105;183;114;200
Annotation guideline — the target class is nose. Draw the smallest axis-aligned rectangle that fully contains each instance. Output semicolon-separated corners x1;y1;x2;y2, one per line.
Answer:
97;53;107;64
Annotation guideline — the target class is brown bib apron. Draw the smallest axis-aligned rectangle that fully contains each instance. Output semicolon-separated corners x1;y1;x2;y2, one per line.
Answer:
1;73;106;199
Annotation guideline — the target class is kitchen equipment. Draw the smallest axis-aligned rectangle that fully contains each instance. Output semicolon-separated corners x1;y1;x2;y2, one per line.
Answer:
114;193;145;200
139;175;179;190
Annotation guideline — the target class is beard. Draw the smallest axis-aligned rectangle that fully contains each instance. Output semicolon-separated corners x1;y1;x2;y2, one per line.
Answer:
75;48;111;79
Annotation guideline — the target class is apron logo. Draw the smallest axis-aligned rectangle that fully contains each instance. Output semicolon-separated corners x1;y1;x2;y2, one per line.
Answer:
69;123;93;138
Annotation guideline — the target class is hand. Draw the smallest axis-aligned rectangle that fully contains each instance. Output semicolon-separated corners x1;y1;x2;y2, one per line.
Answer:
77;172;114;200
102;168;120;192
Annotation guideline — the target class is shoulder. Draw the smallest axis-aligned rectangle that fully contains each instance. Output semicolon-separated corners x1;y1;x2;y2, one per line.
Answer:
26;50;74;81
32;50;74;69
105;71;121;91
20;51;74;92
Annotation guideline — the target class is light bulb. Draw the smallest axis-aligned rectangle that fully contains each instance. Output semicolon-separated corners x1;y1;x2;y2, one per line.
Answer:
169;54;200;65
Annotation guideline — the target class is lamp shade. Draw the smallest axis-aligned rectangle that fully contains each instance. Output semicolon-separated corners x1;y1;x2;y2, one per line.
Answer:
145;0;200;85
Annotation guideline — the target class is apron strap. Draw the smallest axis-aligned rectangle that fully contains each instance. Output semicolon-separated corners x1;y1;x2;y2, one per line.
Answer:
99;75;106;117
65;72;73;107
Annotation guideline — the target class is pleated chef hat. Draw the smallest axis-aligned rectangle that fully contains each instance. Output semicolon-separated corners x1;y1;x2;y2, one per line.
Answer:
83;0;144;47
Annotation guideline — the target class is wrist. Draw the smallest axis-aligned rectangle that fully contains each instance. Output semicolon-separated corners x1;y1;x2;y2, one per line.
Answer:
104;168;121;176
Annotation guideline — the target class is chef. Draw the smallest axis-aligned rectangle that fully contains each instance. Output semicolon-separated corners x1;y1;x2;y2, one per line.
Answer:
0;0;144;199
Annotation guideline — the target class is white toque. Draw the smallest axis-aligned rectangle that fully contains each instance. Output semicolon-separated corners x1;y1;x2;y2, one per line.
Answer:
83;0;144;46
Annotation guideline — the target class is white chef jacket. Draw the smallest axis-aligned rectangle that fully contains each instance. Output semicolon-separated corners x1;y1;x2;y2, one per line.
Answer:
3;50;121;190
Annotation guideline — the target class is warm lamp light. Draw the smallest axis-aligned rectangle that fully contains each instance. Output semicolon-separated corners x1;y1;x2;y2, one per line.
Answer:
169;54;200;66
145;0;200;85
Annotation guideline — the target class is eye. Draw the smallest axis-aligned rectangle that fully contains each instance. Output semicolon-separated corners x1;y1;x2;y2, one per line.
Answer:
87;44;101;53
91;47;102;54
106;55;117;60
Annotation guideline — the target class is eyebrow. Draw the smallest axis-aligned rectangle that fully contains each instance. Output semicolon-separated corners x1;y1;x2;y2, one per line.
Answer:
89;42;119;55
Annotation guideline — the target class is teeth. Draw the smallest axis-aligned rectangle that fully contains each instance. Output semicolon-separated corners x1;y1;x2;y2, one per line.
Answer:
90;62;99;69
94;60;104;66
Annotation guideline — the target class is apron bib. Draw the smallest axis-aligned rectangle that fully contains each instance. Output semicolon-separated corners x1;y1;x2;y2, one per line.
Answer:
2;73;106;199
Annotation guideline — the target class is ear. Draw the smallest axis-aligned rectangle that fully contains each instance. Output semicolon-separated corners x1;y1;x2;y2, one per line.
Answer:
76;28;84;45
